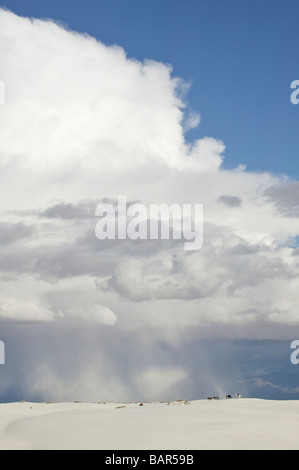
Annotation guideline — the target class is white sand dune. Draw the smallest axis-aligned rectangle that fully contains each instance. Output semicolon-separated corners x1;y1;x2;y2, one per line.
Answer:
0;399;298;450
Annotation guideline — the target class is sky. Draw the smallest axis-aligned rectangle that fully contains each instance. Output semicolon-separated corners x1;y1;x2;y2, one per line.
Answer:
0;1;298;402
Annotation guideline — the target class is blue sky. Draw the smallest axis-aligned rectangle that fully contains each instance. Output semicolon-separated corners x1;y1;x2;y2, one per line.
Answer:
1;0;298;177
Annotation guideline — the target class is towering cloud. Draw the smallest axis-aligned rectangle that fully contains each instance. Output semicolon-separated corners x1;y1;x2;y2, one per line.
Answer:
0;9;298;402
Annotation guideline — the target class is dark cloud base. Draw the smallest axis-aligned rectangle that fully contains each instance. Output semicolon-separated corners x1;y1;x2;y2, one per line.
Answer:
0;324;298;403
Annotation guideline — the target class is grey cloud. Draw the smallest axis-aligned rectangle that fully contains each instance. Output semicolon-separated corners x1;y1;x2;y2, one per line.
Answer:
218;195;242;207
0;222;35;246
224;253;293;292
39;198;140;221
40;200;97;220
0;241;112;280
265;181;299;218
0;212;295;304
227;243;263;256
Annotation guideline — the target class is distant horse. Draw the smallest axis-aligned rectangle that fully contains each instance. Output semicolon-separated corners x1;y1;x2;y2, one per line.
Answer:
226;395;232;399
213;396;219;400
